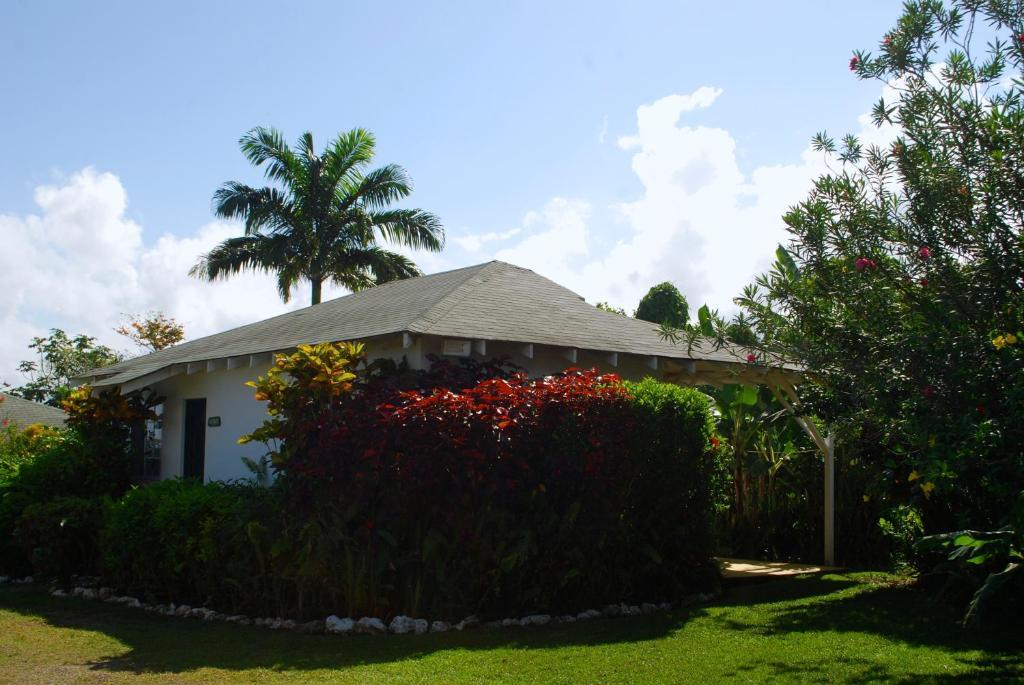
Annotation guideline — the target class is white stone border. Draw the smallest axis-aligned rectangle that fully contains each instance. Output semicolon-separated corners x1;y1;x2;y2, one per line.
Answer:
0;576;718;637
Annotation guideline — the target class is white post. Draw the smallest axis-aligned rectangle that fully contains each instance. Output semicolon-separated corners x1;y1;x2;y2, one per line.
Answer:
823;433;835;566
771;382;837;567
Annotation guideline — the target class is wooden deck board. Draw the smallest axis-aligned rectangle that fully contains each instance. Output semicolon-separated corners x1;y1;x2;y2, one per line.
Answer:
717;557;841;579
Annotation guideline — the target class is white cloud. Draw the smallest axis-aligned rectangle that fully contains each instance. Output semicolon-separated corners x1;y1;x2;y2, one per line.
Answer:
495;198;591;276
465;84;890;317
0;168;314;385
452;227;521;252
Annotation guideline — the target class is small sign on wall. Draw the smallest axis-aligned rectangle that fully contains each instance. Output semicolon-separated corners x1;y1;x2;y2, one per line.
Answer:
207;416;222;427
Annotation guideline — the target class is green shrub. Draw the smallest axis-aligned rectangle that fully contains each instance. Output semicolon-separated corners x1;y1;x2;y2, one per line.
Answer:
100;479;294;615
13;496;107;583
624;378;725;584
0;423;63;482
1;427;132;576
9;429;131;503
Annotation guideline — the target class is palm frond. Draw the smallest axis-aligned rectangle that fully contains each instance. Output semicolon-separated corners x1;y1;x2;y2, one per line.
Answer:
297;131;317;163
323;128;376;188
239;127;306;189
342;164;413;211
274;258;307;303
325;246;422;292
212;183;298;235
188;234;292;281
370;208;445;251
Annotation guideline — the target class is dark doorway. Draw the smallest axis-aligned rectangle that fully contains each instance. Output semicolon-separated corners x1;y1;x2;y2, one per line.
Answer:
183;398;207;481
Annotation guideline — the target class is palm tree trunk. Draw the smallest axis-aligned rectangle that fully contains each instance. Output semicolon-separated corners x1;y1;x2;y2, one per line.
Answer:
311;277;323;305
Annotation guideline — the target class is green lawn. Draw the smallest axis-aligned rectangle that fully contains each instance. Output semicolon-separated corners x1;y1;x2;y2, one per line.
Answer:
0;573;1020;684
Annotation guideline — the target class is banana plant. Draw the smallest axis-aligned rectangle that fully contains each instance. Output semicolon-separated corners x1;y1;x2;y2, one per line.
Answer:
915;491;1023;625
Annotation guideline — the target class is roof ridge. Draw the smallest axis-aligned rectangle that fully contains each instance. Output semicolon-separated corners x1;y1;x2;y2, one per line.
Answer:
407;261;507;335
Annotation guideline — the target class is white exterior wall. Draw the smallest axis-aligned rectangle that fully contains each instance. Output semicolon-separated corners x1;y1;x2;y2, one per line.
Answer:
153;365;273;482
151;334;421;482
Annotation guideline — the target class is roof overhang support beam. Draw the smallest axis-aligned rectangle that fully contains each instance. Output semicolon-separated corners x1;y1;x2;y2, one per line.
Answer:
561;348;578;364
402;332;414;349
206;358;226;373
118;364;186;394
186;362;204;375
473;340;487;356
520;343;534;359
226;356;246;370
605;352;618;368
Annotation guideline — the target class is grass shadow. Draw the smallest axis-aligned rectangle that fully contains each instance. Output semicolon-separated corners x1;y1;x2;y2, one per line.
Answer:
2;573;1021;680
709;572;1023;682
0;586;699;677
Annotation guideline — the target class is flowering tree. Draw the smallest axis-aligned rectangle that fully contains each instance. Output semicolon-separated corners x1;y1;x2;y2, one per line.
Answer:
115;312;185;352
737;0;1024;532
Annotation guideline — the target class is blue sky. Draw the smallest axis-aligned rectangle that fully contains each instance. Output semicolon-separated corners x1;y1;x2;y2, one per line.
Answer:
0;0;905;382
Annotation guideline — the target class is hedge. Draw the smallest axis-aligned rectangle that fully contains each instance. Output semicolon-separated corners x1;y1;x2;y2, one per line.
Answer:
95;365;723;621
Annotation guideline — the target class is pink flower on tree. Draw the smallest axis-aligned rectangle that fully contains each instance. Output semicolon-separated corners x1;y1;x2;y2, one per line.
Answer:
746;353;757;363
855;257;877;271
849;55;860;71
918;246;932;259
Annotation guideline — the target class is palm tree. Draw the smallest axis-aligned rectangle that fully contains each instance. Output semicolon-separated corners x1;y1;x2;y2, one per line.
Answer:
190;127;444;305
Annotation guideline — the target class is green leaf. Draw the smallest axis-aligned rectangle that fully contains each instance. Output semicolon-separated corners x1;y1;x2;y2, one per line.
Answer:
776;245;800;278
736;385;759;406
697;305;714;336
640;543;663;564
965;562;1021;625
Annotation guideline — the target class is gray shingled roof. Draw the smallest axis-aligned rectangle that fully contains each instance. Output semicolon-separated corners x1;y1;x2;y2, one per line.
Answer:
0;393;67;428
80;261;793;389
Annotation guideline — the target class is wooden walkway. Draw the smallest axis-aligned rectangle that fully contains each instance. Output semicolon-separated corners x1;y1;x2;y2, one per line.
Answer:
717;557;841;580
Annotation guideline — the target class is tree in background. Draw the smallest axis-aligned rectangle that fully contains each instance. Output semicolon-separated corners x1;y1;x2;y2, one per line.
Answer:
115;312;185;352
7;330;122;406
595;301;627;315
190;127;444;305
635;282;689;328
737;0;1024;541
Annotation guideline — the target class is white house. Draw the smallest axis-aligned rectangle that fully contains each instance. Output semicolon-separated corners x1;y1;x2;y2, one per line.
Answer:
76;261;801;484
